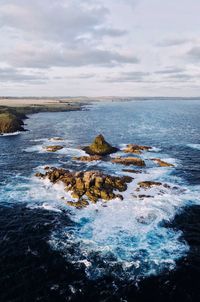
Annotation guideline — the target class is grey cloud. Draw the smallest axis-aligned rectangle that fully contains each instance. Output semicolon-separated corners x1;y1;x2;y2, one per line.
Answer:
157;38;191;47
0;0;134;69
155;68;185;74
0;67;47;83
0;0;126;43
2;45;139;68
164;73;194;81
186;47;200;61
105;69;197;84
106;71;149;83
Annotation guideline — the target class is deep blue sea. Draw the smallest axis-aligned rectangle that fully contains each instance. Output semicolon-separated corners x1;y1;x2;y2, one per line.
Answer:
0;99;200;302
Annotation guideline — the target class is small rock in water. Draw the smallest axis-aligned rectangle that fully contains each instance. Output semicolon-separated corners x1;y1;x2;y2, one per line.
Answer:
112;157;145;166
138;181;162;189
122;169;142;174
73;155;102;162
123;144;152;154
151;158;174;167
44;145;64;152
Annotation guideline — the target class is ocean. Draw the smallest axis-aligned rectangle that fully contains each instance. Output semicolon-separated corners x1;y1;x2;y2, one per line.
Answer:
0;99;200;301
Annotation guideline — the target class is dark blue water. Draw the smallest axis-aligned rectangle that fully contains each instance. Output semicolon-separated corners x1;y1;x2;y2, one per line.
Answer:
0;99;200;301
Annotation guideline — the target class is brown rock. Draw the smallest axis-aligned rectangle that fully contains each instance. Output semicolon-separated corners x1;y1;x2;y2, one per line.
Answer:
35;167;132;206
73;155;102;162
112;157;145;167
83;134;118;155
35;172;44;178
44;145;64;152
124;144;152;154
66;199;89;209
151;158;174;167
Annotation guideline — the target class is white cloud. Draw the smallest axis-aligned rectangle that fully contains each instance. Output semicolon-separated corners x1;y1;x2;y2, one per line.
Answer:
0;0;200;96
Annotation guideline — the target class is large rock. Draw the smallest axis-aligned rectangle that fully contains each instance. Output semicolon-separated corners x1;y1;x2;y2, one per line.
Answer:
35;168;133;206
151;158;174;167
112;157;145;166
0;112;25;134
83;134;118;155
124;144;152;154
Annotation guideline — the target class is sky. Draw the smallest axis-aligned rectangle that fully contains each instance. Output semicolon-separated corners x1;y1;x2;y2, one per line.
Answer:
0;0;200;97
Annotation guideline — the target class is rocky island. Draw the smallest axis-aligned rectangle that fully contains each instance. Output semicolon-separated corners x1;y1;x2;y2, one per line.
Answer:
35;135;175;209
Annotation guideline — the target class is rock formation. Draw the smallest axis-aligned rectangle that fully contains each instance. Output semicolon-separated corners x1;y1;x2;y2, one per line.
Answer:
35;168;133;207
83;134;118;155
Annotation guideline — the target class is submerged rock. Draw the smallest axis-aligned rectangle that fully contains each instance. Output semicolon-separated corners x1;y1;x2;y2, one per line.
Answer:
151;158;174;167
44;145;64;152
124;144;152;154
112;157;145;166
122;169;142;174
35;168;133;206
73;155;102;162
83;134;118;155
138;181;162;188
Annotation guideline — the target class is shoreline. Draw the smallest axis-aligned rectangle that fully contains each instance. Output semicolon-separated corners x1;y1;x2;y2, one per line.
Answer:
0;98;88;134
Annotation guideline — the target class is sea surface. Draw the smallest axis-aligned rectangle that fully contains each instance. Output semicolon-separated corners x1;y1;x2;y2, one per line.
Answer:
0;99;200;302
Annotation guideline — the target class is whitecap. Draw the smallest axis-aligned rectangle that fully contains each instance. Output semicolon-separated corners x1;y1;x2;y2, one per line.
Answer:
187;143;200;151
0;131;21;137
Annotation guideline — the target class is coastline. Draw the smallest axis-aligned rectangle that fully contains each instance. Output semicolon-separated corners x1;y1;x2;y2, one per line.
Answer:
0;98;88;134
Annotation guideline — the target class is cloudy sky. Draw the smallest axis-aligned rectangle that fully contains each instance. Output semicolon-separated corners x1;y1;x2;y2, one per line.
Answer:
0;0;200;97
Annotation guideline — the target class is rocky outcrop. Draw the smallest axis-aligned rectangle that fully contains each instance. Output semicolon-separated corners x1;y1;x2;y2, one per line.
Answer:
0;112;25;134
124;144;152;154
73;155;102;162
35;168;133;205
83;134;118;156
44;145;64;152
112;157;145;166
151;158;174;167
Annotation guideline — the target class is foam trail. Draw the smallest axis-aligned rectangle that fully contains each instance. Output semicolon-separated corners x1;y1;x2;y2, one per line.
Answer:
0;131;21;137
187;144;200;151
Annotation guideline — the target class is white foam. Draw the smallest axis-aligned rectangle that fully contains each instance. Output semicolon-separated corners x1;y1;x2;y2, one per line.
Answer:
48;168;196;280
187;143;200;151
13;142;200;281
0;131;21;137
